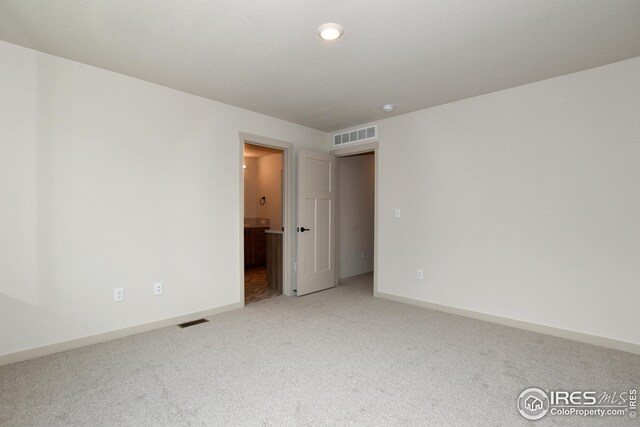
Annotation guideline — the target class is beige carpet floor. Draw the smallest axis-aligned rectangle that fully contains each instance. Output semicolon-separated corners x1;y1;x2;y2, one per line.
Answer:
1;275;638;426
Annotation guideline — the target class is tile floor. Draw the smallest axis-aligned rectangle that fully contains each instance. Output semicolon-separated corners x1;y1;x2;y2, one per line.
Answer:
244;266;279;304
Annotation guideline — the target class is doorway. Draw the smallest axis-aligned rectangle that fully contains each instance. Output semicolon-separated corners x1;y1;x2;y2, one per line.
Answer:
239;133;294;303
336;152;375;289
331;142;379;295
243;143;284;304
238;135;378;303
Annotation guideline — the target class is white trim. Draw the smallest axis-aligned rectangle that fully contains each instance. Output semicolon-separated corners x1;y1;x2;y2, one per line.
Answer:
376;292;640;355
0;302;242;367
330;140;379;157
239;136;246;305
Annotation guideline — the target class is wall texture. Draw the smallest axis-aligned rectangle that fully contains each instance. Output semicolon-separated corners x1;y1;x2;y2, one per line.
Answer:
243;153;282;230
337;153;375;279
0;41;326;358
369;56;640;346
2;38;638;360
243;157;259;220
257;153;283;231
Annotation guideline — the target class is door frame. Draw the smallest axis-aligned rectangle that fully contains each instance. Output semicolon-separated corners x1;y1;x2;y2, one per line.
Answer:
330;141;379;296
239;132;294;303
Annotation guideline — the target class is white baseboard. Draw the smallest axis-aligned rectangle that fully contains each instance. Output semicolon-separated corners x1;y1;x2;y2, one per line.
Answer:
375;292;640;355
0;302;243;367
339;271;374;284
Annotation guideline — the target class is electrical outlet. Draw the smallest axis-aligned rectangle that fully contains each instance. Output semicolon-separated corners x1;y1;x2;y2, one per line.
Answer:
114;288;124;302
416;269;423;280
154;282;162;296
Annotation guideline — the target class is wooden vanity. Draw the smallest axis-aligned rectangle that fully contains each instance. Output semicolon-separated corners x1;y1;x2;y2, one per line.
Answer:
265;230;283;294
244;226;283;294
243;226;268;267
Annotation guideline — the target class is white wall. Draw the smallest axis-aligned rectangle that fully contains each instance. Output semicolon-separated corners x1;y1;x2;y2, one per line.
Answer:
243;153;282;230
0;40;326;358
243;157;259;219
337;153;374;279
257;153;283;231
365;57;640;346
3;38;638;358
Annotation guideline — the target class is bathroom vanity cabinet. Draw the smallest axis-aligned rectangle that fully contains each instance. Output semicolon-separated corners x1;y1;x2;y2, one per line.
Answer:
244;226;268;267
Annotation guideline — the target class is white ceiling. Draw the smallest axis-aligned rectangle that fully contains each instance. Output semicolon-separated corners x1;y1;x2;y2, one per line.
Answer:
1;0;639;132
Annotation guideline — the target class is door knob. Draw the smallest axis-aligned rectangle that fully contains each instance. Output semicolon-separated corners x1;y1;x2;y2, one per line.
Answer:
298;227;311;232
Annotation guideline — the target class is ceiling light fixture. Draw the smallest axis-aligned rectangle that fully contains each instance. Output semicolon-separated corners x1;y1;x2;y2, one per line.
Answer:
382;104;394;113
318;23;344;41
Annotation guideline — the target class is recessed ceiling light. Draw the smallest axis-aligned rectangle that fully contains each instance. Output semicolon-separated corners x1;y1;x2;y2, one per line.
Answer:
318;23;344;41
382;104;394;113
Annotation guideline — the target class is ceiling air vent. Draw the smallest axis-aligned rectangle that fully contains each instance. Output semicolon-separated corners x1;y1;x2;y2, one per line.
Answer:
333;125;377;146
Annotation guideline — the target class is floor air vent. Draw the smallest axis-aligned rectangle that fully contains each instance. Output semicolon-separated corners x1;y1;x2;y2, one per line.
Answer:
178;318;209;328
333;125;376;146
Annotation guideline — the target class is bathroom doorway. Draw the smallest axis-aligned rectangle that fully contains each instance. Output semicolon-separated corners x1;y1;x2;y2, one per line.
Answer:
243;143;284;304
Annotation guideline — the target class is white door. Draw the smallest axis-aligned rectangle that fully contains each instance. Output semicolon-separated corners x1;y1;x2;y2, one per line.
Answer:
296;149;336;295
